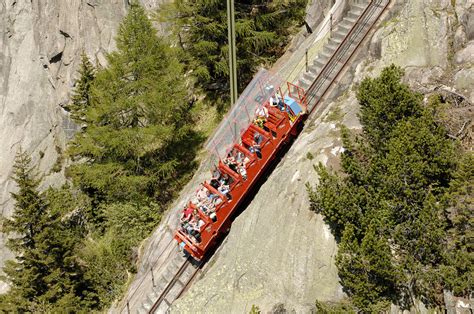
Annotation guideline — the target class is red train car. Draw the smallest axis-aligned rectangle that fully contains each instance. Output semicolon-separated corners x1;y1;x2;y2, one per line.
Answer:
174;70;307;261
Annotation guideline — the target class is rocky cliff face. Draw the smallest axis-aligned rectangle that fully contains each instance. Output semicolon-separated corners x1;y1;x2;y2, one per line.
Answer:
171;0;473;312
0;0;163;294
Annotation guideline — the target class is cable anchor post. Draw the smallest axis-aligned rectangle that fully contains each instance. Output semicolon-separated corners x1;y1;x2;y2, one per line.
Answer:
151;267;156;287
330;13;333;34
305;49;308;73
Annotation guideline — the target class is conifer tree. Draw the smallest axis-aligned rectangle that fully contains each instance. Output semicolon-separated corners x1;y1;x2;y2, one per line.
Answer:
68;2;195;205
169;0;307;100
0;150;96;311
336;224;396;311
356;65;423;150
67;52;95;123
309;65;468;309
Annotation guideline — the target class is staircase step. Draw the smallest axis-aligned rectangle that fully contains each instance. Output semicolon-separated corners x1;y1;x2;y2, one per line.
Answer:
329;36;343;45
137;306;148;314
320;49;333;60
308;64;321;75
298;78;310;90
340;18;354;28
326;41;340;51
347;11;360;20
332;29;347;40
351;3;367;13
313;59;326;69
142;299;153;311
338;21;352;32
303;71;315;82
343;15;358;24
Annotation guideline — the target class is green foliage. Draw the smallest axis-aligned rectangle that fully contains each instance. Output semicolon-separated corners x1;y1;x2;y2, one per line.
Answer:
166;0;307;106
0;151;97;311
336;224;396;310
309;65;470;311
2;3;203;311
356;64;423;150
249;304;261;314
61;2;200;309
68;2;198;207
314;299;356;313
66;52;96;123
441;153;474;296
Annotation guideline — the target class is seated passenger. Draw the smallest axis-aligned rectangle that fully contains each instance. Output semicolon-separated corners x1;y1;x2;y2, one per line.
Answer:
219;173;230;186
239;166;247;180
197;219;205;230
211;166;221;181
276;92;285;111
196;184;208;201
254;116;266;129
209;212;217;222
243;156;250;167
269;95;277;107
210;178;220;189
218;184;232;200
224;154;239;173
255;105;269;119
249;133;263;158
200;203;217;221
186;211;201;242
180;205;193;224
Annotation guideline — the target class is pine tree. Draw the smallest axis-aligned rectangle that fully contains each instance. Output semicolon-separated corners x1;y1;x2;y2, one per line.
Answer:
356;64;424;150
68;2;195;205
3;149;46;252
309;65;468;309
0;150;96;311
336;224;395;311
0;149;47;310
67;52;95;123
169;0;307;101
61;4;202;308
441;153;474;296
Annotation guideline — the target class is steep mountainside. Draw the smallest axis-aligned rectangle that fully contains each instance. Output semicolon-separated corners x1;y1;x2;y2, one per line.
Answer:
172;0;473;312
0;0;164;294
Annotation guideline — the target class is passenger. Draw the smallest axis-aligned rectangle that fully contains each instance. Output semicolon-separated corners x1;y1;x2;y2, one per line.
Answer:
276;92;285;111
219;173;230;186
211;166;221;181
186;212;200;236
179;206;193;224
249;133;263;158
210;178;220;189
196;184;208;201
255;105;269;119
235;151;244;164
209;212;217;222
243;156;251;167
269;95;277;107
239;166;247;180
254;116;266;129
224;154;238;173
218;184;231;200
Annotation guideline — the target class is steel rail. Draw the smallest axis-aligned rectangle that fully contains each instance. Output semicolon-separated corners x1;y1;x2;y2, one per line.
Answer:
305;0;375;108
305;0;391;114
120;236;176;313
121;1;391;312
148;258;193;313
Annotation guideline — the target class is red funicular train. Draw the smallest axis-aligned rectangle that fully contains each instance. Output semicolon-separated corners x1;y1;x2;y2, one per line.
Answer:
174;69;308;261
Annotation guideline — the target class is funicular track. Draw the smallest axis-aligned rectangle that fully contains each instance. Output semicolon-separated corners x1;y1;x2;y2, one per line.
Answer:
304;0;391;114
123;1;391;313
147;258;202;314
